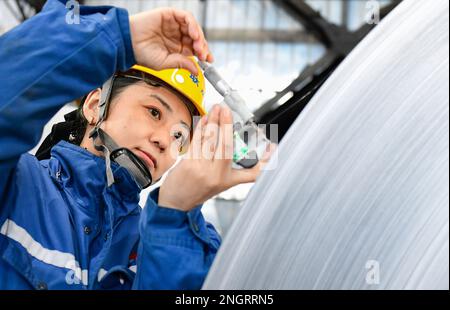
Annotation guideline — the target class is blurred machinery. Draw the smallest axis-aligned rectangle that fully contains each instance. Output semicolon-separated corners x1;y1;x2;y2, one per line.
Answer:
255;0;402;141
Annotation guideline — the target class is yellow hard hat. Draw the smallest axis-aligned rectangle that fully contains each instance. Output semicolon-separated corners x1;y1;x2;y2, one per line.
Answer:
131;58;206;116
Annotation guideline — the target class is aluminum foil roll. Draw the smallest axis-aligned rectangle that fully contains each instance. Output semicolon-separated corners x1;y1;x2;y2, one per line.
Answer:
203;0;449;290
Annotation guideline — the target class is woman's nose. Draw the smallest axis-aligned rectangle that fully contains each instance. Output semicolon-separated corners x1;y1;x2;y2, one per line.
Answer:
149;127;171;152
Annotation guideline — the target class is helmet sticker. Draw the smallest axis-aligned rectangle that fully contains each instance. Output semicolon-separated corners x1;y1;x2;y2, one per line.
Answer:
190;73;199;87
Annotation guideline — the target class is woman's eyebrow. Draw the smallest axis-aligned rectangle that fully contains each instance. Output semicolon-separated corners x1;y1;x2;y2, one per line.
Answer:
149;94;191;130
149;94;173;113
180;121;191;131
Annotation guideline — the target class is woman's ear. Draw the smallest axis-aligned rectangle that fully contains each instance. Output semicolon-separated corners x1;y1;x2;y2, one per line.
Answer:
82;88;101;125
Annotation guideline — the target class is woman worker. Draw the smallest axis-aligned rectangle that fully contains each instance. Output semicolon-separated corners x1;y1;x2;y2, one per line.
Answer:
0;0;270;289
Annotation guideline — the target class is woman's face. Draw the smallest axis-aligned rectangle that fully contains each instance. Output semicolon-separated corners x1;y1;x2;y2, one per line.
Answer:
82;81;193;182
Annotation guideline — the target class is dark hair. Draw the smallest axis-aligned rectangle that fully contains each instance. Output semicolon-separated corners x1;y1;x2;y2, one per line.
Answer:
35;72;198;160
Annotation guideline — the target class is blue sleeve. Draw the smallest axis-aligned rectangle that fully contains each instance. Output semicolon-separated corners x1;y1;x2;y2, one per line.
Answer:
0;0;135;209
133;188;221;290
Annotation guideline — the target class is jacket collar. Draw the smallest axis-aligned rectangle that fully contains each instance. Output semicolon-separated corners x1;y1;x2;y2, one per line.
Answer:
48;141;141;208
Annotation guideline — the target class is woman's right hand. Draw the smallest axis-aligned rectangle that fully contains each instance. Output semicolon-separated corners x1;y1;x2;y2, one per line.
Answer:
129;8;213;75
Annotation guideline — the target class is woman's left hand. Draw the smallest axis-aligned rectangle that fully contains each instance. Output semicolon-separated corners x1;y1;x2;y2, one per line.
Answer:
158;105;276;212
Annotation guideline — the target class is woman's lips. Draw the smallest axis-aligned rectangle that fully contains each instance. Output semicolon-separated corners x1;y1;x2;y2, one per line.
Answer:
135;149;156;170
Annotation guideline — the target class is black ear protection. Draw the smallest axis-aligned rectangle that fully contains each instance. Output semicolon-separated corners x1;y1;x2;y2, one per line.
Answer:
88;75;153;189
36;75;154;190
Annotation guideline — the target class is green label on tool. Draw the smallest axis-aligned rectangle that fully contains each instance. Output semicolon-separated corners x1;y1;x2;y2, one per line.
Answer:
233;132;249;162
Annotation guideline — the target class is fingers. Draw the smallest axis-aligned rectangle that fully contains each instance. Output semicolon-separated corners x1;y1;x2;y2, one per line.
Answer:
163;54;199;75
207;52;214;63
190;105;233;162
172;9;199;40
196;25;211;62
189;113;208;159
214;105;234;161
202;105;221;160
228;143;277;186
172;9;212;62
181;36;194;56
261;143;278;163
230;165;260;185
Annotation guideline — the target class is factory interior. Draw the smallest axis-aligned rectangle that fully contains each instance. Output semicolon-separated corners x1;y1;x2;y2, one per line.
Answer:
1;0;399;235
0;0;448;292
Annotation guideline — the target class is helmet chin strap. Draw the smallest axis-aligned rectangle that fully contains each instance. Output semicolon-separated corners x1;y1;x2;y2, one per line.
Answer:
88;76;153;190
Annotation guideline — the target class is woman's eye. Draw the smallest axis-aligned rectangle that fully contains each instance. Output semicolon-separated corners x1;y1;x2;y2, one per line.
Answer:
149;108;161;120
173;131;187;146
174;131;184;142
